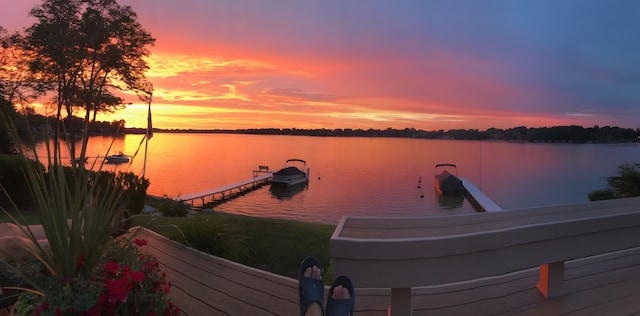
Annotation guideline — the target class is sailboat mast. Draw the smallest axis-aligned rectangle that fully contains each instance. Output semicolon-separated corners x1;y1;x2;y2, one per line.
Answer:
142;92;152;178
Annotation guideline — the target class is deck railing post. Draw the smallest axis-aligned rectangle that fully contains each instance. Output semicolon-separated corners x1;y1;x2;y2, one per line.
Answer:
389;288;412;316
537;261;565;298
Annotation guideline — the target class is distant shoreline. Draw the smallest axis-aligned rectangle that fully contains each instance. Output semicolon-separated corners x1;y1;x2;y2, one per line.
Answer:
125;125;640;144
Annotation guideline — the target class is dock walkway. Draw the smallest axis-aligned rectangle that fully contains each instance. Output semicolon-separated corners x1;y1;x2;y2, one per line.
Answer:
460;177;503;212
134;221;640;315
176;174;272;208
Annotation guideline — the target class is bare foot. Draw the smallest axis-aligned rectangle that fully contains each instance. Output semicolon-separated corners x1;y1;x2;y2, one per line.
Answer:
326;275;354;316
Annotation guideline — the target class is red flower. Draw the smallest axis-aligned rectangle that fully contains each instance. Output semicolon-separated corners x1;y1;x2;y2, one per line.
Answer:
131;270;145;283
105;278;132;303
122;264;132;278
104;261;120;275
134;238;148;247
144;256;159;271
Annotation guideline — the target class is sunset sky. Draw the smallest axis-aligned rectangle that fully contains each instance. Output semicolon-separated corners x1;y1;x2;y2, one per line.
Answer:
2;0;640;130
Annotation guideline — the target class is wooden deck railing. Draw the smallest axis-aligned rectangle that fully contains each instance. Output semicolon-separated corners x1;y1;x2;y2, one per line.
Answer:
330;196;640;316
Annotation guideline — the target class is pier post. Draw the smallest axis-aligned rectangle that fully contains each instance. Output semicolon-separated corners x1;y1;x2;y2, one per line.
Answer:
537;261;565;298
388;288;412;316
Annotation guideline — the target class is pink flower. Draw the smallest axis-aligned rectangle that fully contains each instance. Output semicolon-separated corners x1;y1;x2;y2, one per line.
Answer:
134;239;148;247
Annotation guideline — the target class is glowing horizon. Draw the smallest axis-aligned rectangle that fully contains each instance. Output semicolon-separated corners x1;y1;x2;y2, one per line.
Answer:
3;0;640;130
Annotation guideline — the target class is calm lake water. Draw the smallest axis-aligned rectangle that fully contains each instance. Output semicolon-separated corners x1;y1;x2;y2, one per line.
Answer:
38;133;640;224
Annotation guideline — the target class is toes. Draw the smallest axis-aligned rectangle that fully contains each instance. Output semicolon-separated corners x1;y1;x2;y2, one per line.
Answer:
331;285;352;300
305;266;323;281
304;267;313;278
341;287;351;300
312;266;322;280
331;285;343;299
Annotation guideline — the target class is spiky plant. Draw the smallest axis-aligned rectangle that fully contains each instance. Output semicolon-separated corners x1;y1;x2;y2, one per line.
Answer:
1;113;130;289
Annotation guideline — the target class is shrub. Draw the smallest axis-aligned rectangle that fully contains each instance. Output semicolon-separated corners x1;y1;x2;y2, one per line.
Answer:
589;162;640;200
0;155;44;209
91;170;150;215
588;189;616;201
181;216;250;262
158;195;188;217
607;163;640;198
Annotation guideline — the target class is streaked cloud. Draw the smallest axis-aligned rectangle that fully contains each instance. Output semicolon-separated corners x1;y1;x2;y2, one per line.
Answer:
3;0;639;130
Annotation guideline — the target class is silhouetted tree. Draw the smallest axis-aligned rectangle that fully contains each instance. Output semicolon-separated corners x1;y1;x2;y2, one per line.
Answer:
0;28;47;107
24;0;155;159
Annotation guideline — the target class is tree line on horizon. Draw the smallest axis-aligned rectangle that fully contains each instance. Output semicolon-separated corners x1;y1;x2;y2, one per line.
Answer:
136;125;640;143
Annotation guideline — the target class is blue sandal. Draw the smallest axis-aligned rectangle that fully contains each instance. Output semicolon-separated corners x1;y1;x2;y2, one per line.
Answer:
298;256;324;316
326;275;355;316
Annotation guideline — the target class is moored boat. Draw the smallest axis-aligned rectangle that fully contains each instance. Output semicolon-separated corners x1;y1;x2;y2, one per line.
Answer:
270;159;309;187
105;153;129;164
434;163;463;195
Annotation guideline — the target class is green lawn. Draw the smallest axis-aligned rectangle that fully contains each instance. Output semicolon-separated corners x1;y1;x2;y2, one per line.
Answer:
131;212;336;282
2;198;336;282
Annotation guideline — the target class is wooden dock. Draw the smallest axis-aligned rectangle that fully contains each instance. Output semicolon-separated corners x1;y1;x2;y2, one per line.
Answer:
176;173;272;208
460;177;503;212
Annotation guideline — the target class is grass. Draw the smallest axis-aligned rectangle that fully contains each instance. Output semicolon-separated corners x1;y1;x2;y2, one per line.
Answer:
131;212;336;282
3;195;336;282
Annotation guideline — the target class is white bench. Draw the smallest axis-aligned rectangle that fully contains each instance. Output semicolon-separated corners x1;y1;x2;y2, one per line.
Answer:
330;197;640;315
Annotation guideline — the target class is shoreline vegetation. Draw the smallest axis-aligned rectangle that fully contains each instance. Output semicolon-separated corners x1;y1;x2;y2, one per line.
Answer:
125;125;640;143
4;111;639;154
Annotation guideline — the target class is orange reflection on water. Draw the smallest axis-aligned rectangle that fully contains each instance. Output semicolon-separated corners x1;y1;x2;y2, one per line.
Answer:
32;133;635;225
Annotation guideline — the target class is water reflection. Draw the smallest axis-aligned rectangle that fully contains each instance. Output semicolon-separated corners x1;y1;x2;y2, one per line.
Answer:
269;183;308;200
30;134;639;224
435;189;465;209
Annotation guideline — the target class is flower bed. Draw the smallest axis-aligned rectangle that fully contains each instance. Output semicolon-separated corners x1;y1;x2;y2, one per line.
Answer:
6;238;180;315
